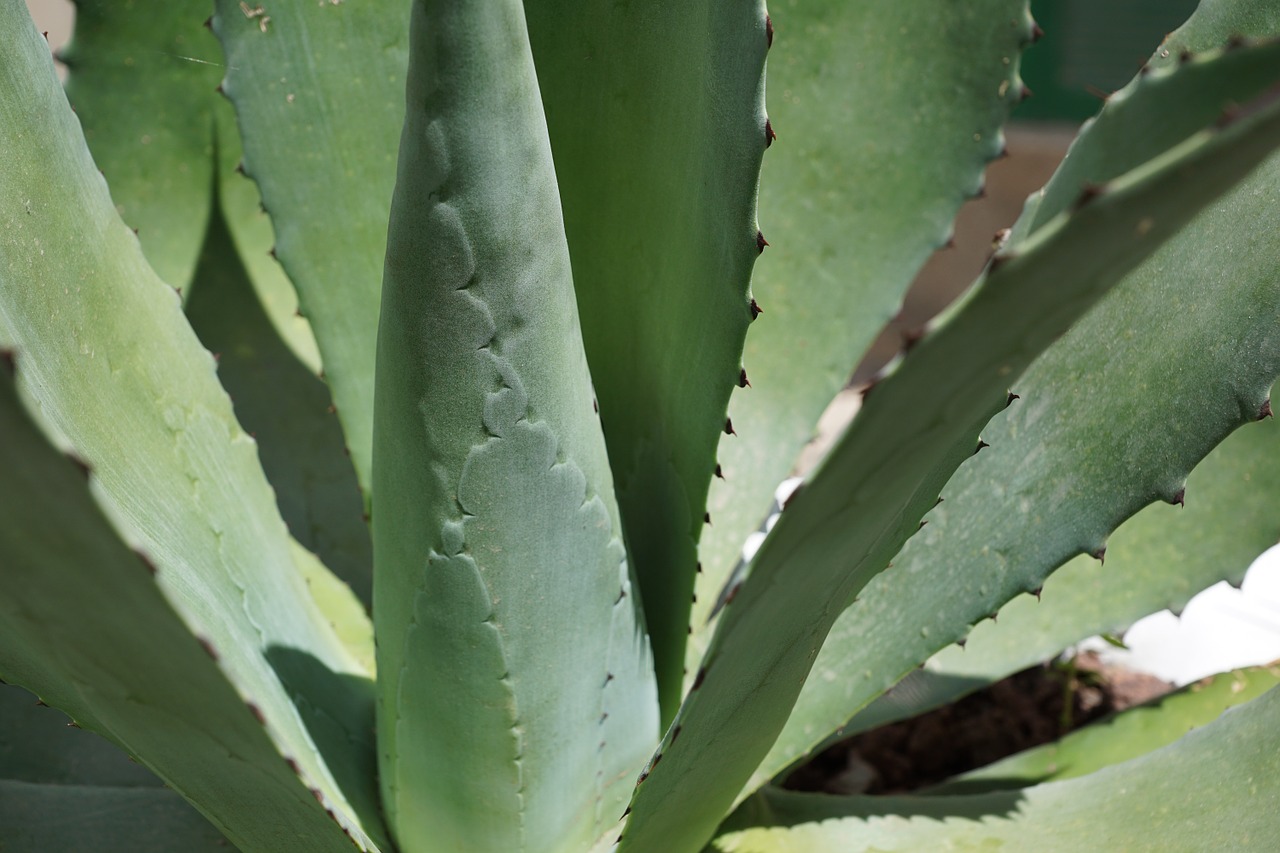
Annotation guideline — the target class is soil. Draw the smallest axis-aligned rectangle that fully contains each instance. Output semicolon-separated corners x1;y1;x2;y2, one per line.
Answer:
783;651;1173;796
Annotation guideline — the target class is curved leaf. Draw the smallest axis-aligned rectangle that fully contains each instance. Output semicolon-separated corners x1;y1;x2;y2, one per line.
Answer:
714;686;1280;852
61;1;367;599
0;682;160;788
694;0;1036;673
211;0;409;498
0;10;383;848
762;36;1280;788
0;781;227;853
845;414;1280;737
619;74;1280;853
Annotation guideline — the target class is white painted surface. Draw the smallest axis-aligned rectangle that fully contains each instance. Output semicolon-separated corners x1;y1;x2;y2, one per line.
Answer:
1082;545;1280;685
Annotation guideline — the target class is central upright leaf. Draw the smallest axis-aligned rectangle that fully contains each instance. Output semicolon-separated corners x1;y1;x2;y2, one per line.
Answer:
372;3;658;852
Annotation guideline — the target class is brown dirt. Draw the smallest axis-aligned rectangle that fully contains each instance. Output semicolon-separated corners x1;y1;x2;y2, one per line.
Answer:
784;651;1172;796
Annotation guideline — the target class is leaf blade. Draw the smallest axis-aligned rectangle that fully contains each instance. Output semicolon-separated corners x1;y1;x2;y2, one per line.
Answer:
373;4;658;850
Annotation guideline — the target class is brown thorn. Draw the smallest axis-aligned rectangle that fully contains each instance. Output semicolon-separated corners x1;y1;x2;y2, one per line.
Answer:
714;464;725;480
285;757;302;775
197;636;220;662
724;418;736;436
755;230;769;254
1032;586;1043;601
738;368;751;388
1091;546;1107;564
901;327;925;353
670;725;682;744
973;439;989;455
1031;22;1045;43
65;452;92;478
134;550;159;576
956;637;967;649
0;349;14;375
1171;487;1186;507
765;14;773;48
704;512;712;525
695;561;703;574
749;298;763;319
1258;399;1273;420
1006;391;1020;408
1073;182;1105;210
246;702;267;725
692;667;707;689
765;118;777;148
203;15;213;29
1018;83;1034;101
918;519;928;531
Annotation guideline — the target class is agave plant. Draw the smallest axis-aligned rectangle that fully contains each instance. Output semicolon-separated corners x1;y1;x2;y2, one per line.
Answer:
3;0;1280;850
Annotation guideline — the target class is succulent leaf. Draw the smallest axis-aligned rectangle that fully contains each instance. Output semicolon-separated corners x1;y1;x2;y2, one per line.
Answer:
1;681;228;851
693;0;1035;673
373;3;658;851
185;193;374;609
845;416;1280;738
713;685;1280;852
523;0;770;716
0;781;228;853
0;9;384;848
762;36;1280;788
1;682;162;788
618;72;1280;853
61;1;369;601
211;0;409;500
0;366;368;851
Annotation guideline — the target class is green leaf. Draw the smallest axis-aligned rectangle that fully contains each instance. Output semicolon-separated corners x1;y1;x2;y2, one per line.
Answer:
713;685;1280;852
0;9;383;849
0;781;228;853
60;0;220;291
62;1;320;372
1;682;226;852
618;68;1280;853
761;37;1280;787
694;0;1035;673
846;416;1280;738
1;682;160;788
211;0;409;499
929;664;1280;795
372;3;657;851
1015;35;1280;241
61;0;365;597
0;365;362;852
524;0;769;715
184;191;373;609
